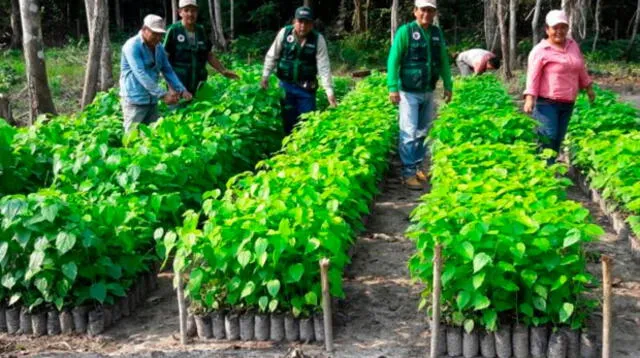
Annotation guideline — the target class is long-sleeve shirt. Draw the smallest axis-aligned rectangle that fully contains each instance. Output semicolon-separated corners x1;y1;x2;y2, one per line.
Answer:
457;49;495;74
524;38;592;103
119;32;186;105
387;21;453;93
262;28;334;97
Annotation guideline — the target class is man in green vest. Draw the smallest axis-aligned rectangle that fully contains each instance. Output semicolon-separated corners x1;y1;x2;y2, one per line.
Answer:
163;0;238;96
387;0;453;190
261;6;337;135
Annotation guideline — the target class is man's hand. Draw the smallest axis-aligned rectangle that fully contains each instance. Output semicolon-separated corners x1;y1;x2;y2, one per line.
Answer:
523;95;535;114
587;87;596;104
389;92;400;104
162;91;179;105
328;95;337;107
260;77;269;90
223;70;240;80
181;91;193;101
443;90;452;104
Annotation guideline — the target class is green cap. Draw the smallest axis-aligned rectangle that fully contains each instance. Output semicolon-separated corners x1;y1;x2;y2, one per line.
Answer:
295;6;314;21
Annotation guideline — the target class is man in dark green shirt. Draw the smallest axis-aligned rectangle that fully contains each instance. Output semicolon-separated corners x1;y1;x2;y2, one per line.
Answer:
163;0;238;95
387;0;453;190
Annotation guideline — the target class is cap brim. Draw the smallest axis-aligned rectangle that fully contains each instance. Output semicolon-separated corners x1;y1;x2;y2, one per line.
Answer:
547;20;568;27
149;27;167;33
296;16;314;21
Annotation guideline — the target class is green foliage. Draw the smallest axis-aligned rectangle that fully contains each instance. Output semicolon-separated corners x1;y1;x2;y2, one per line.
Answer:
408;76;601;331
0;63;18;93
330;33;390;70
582;39;640;63
170;74;397;316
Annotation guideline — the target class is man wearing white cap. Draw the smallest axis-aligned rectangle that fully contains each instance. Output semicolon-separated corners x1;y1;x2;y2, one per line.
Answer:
387;0;453;190
524;9;595;164
164;0;238;95
119;14;192;132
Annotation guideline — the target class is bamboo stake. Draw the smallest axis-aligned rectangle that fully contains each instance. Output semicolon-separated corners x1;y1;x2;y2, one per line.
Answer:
430;244;443;358
176;272;187;345
320;258;334;352
602;255;612;358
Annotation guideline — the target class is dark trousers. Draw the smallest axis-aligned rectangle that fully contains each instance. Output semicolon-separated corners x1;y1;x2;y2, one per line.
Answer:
280;81;317;135
533;97;575;164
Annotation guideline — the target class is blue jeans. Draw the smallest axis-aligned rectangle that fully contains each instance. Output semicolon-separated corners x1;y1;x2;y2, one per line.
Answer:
399;91;435;177
280;81;317;135
533;98;575;163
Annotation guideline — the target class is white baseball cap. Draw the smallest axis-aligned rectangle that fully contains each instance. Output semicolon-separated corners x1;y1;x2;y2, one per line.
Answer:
143;14;167;33
415;0;437;8
546;10;568;27
179;0;198;8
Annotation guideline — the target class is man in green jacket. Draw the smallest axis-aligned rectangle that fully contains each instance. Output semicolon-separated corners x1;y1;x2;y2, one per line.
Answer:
163;0;238;95
387;0;453;190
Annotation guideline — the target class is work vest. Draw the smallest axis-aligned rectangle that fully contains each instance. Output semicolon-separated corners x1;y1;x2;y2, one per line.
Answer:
165;22;210;93
276;25;319;84
400;22;444;92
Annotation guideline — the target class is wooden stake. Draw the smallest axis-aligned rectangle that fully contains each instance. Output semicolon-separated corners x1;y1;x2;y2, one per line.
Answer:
320;258;334;352
176;272;188;345
430;245;443;358
602;255;612;358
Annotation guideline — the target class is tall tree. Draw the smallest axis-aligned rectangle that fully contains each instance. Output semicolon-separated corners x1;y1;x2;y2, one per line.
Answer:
508;0;517;69
532;0;542;45
497;0;512;78
229;0;234;40
208;0;227;49
10;0;22;49
81;0;107;108
628;0;640;56
171;0;178;24
100;0;114;91
484;0;499;52
19;0;57;121
592;0;601;52
391;0;399;43
115;0;123;31
352;0;364;32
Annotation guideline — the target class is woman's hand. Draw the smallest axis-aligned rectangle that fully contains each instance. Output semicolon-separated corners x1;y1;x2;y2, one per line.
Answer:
523;95;535;114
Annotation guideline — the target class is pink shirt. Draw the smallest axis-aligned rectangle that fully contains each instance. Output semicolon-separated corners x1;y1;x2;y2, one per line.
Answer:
524;38;592;103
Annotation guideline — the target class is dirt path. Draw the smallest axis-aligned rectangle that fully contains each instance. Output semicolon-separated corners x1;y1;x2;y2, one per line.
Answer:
567;185;640;358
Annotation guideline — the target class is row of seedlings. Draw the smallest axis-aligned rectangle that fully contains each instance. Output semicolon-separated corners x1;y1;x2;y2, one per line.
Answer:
408;76;603;358
566;88;640;260
0;66;287;337
165;74;398;342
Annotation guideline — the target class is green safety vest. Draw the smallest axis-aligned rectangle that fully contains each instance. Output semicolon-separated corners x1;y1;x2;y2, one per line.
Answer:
164;22;211;93
276;25;319;84
400;22;443;92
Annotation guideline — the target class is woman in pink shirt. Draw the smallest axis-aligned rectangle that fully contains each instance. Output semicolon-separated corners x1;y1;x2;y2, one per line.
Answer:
523;10;596;163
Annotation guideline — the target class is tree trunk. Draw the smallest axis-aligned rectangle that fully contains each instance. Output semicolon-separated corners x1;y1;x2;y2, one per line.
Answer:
334;0;348;35
391;0;399;43
0;94;14;126
628;0;640;56
214;0;227;49
592;0;601;52
100;0;113;91
364;0;371;32
171;0;178;24
115;0;122;31
10;0;22;49
497;0;512;78
532;0;542;45
229;0;234;40
509;0;517;70
484;0;497;50
352;0;364;33
81;0;107;108
19;0;57;121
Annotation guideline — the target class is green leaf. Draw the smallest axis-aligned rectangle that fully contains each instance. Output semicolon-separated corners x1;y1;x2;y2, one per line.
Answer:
464;319;475;334
34;277;49;297
41;204;59;222
90;282;107;303
0;242;8;263
237;250;251;268
472;272;485;289
534;284;548;299
551;275;568;291
563;229;582;248
559;302;574;322
473;294;491;311
62;262;78;281
254;238;268;254
520;269;538;287
287;263;304;283
55;232;76;255
520;303;534;317
258;296;269;312
482;310;497;331
26;250;45;280
461;241;474;260
268;299;279;312
241;281;255;299
2;274;17;289
473;252;492;273
304;291;318;306
267;279;281;297
457;291;472;310
533;297;547;312
8;293;21;306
